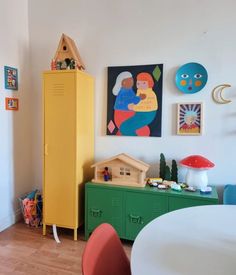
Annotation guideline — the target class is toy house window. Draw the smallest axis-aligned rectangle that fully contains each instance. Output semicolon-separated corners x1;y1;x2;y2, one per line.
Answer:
125;168;131;176
120;167;124;175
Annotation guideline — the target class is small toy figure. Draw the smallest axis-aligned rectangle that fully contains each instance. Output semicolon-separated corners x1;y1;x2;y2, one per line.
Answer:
103;167;110;181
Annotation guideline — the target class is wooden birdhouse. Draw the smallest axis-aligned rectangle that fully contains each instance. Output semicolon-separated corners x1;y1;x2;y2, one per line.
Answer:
91;153;150;187
53;33;85;70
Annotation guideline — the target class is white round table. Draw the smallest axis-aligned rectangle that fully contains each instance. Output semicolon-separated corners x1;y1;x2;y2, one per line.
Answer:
131;205;236;275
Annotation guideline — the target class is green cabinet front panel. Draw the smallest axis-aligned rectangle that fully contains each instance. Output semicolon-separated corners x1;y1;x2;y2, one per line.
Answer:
87;187;123;237
125;192;168;240
168;196;215;212
85;182;219;241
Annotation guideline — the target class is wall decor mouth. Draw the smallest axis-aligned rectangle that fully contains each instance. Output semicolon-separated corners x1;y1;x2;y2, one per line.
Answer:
188;86;192;90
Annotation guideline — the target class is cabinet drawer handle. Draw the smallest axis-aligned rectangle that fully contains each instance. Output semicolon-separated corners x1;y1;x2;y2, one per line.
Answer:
129;214;143;224
90;209;102;217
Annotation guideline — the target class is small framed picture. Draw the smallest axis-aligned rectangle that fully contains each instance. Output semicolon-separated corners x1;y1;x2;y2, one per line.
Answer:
4;66;18;90
5;97;19;111
177;102;203;135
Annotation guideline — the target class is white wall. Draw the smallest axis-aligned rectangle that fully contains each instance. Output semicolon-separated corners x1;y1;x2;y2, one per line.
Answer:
28;0;236;196
0;0;32;231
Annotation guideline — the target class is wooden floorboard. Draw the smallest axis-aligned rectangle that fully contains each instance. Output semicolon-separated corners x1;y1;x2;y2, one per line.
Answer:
0;222;132;274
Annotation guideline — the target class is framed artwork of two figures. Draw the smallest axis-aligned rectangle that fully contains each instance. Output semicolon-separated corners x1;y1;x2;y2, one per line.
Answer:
107;64;163;137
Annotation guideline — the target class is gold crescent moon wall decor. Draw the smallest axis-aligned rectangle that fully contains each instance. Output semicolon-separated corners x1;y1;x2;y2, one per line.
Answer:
212;84;232;104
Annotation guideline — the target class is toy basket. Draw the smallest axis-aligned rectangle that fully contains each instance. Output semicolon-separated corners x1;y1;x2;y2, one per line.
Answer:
19;190;43;227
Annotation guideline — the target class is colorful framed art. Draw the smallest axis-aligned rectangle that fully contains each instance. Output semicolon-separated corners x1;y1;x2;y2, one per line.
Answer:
5;97;19;111
4;66;18;90
107;64;163;137
177;102;203;135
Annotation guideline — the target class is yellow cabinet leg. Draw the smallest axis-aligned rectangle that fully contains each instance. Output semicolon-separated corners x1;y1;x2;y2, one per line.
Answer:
43;223;46;236
74;228;77;241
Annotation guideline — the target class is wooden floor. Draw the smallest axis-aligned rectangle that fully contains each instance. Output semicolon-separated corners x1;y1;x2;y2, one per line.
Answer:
0;222;132;274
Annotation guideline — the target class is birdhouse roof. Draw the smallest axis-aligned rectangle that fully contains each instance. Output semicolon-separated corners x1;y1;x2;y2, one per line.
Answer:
54;33;85;70
91;153;150;172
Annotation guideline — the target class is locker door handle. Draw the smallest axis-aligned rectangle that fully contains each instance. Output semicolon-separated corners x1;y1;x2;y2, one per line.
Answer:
45;144;49;156
129;214;143;224
90;209;102;217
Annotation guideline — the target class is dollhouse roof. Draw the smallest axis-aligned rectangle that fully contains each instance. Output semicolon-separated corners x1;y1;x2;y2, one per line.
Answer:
91;153;150;172
54;33;85;70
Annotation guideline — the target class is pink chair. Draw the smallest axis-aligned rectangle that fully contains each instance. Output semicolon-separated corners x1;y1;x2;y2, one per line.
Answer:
82;223;131;275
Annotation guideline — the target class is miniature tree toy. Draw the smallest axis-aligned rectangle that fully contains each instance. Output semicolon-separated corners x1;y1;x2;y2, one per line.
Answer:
159;153;178;182
159;153;166;179
164;166;171;181
171;160;178;182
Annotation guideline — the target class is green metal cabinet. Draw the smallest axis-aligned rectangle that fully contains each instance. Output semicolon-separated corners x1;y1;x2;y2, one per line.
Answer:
85;182;219;241
125;192;168;240
86;187;124;239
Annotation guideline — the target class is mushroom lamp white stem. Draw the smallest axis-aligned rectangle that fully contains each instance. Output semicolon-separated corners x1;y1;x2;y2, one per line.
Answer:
179;155;215;189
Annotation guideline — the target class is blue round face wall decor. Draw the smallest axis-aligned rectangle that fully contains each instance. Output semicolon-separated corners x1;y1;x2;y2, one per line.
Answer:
175;62;208;94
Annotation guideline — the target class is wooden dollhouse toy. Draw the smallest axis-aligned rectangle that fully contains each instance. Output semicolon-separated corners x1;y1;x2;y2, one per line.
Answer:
52;33;85;70
91;153;150;187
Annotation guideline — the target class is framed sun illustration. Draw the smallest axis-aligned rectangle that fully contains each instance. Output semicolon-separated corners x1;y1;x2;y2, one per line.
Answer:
177;103;203;135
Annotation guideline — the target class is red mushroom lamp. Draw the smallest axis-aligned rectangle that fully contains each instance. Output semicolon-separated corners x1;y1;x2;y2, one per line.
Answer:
179;155;215;189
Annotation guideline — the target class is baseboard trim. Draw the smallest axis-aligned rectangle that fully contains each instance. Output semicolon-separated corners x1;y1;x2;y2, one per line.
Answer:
0;208;23;232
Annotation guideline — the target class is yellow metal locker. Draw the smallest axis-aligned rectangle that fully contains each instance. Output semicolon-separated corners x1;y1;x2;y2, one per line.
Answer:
42;70;94;240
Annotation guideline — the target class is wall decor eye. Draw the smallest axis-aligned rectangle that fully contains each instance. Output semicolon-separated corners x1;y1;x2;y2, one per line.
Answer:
175;62;208;94
194;73;202;79
181;74;189;78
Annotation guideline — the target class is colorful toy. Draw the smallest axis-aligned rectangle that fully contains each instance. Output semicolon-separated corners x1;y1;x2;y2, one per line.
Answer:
20;190;42;227
102;167;110;181
157;184;168;190
23;198;35;225
146;178;163;185
185;186;196;192
163;180;176;187
171;183;182;192
200;186;212;194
